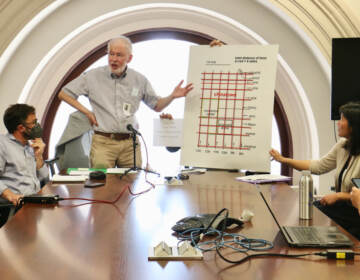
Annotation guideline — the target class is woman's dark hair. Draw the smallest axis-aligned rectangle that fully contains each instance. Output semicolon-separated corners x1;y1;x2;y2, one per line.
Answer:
340;101;360;155
3;104;35;133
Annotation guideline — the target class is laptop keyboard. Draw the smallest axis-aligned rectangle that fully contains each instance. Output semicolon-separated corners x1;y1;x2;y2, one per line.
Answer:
290;227;322;243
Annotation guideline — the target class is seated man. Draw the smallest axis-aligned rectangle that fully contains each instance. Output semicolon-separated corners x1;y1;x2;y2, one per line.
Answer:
0;104;48;208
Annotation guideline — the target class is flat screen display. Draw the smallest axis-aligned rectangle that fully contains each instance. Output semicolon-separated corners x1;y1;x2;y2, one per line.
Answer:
331;38;360;120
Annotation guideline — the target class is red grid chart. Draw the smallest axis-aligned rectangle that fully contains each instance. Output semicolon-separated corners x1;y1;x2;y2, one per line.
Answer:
197;71;259;150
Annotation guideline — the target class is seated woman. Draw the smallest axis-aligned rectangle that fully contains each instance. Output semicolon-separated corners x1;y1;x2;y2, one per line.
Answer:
270;101;360;239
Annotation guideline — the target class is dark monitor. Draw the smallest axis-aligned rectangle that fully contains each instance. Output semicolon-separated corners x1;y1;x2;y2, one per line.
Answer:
331;38;360;120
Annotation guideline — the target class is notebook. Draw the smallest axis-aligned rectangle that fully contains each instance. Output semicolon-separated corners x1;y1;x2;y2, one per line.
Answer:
258;189;353;248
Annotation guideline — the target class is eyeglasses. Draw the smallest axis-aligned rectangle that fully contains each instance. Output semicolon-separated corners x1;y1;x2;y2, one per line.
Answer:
107;52;126;58
23;119;38;126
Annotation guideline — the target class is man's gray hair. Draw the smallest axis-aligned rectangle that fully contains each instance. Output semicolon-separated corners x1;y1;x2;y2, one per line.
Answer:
107;36;133;54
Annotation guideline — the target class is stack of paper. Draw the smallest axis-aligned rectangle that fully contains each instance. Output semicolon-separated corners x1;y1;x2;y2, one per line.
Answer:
67;168;138;175
236;174;291;184
106;168;137;174
180;168;207;174
67;168;106;175
52;174;88;182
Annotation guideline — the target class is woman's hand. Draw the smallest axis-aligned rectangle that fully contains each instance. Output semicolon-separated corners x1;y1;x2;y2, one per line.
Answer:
269;148;284;163
320;193;340;206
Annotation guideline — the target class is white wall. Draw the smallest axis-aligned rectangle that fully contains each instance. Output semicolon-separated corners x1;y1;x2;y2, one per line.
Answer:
0;0;335;193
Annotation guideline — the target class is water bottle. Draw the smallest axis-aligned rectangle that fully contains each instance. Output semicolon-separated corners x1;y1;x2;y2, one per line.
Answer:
299;170;313;219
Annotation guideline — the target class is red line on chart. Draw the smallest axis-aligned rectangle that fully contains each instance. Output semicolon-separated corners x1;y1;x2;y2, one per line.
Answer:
214;71;223;150
199;124;252;129
239;72;246;148
201;79;253;83
199;117;251;121
201;88;254;91
198;145;250;150
201;72;256;75
197;132;251;137
205;72;214;148
200;98;252;101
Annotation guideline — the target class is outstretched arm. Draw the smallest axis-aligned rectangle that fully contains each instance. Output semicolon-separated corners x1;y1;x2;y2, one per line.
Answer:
269;148;311;171
154;80;193;112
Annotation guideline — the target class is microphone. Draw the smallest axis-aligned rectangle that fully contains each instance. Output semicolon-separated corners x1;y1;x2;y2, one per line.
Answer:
126;124;142;136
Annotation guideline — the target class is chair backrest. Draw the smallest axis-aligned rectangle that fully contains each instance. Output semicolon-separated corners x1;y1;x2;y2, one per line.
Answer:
54;111;93;172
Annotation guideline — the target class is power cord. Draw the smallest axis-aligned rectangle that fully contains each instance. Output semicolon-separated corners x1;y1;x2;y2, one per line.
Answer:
175;208;273;254
174;208;359;264
61;134;156;205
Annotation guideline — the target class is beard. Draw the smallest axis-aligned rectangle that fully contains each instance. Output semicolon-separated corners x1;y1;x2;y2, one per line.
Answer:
110;64;126;76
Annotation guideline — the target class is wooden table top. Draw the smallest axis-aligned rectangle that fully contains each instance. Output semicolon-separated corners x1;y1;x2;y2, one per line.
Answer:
0;171;359;280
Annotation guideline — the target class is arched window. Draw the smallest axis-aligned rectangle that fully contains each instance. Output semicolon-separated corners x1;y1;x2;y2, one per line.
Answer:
41;28;292;176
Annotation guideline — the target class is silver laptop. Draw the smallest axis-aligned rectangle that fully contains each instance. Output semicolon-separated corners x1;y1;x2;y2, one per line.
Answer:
258;189;353;248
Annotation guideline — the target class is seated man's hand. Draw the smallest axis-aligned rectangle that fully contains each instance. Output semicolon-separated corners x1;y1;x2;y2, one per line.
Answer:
30;138;46;158
1;189;23;206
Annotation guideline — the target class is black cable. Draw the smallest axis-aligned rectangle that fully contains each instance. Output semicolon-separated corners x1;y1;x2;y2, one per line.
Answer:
215;247;318;264
204;208;229;234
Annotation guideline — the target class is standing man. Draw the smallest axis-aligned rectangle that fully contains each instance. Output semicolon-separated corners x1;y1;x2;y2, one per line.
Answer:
0;104;48;206
58;36;193;169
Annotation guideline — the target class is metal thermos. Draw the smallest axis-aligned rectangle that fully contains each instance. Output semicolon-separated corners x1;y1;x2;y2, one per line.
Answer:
299;170;313;220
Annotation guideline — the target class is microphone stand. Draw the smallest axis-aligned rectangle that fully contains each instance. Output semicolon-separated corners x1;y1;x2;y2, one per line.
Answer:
121;132;159;178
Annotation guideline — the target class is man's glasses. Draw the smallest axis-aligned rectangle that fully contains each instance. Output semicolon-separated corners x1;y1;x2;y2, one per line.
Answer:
23;119;38;126
107;52;125;58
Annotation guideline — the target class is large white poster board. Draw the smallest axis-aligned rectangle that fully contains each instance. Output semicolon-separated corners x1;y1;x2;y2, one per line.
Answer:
181;45;279;171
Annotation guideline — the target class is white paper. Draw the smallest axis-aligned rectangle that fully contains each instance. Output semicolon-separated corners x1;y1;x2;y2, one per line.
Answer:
236;174;291;184
153;119;183;147
181;45;279;171
106;168;137;174
52;174;88;182
68;170;92;176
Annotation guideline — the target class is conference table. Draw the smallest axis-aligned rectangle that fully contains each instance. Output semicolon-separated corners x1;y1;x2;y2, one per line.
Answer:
0;171;359;280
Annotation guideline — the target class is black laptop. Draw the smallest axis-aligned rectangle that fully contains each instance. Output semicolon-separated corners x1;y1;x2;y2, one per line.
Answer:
258;189;353;248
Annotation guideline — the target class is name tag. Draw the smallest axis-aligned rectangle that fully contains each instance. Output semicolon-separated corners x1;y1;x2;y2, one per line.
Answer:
123;103;132;116
131;87;139;97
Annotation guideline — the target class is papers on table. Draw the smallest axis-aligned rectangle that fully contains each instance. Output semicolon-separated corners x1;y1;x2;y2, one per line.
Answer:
236;174;291;184
106;168;137;174
67;168;106;176
52;168;139;184
52;174;88;182
180;168;207;175
66;168;137;176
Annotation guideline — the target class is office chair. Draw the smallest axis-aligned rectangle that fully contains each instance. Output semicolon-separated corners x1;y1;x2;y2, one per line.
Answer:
54;111;93;173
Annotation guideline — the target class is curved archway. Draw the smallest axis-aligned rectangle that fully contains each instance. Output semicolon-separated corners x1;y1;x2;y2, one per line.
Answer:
7;3;326;186
42;28;292;176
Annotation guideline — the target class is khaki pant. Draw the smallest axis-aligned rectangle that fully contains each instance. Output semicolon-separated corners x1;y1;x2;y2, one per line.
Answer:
90;134;142;168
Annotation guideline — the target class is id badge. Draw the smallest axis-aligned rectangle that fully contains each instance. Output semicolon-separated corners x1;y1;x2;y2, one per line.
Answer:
123;103;132;116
